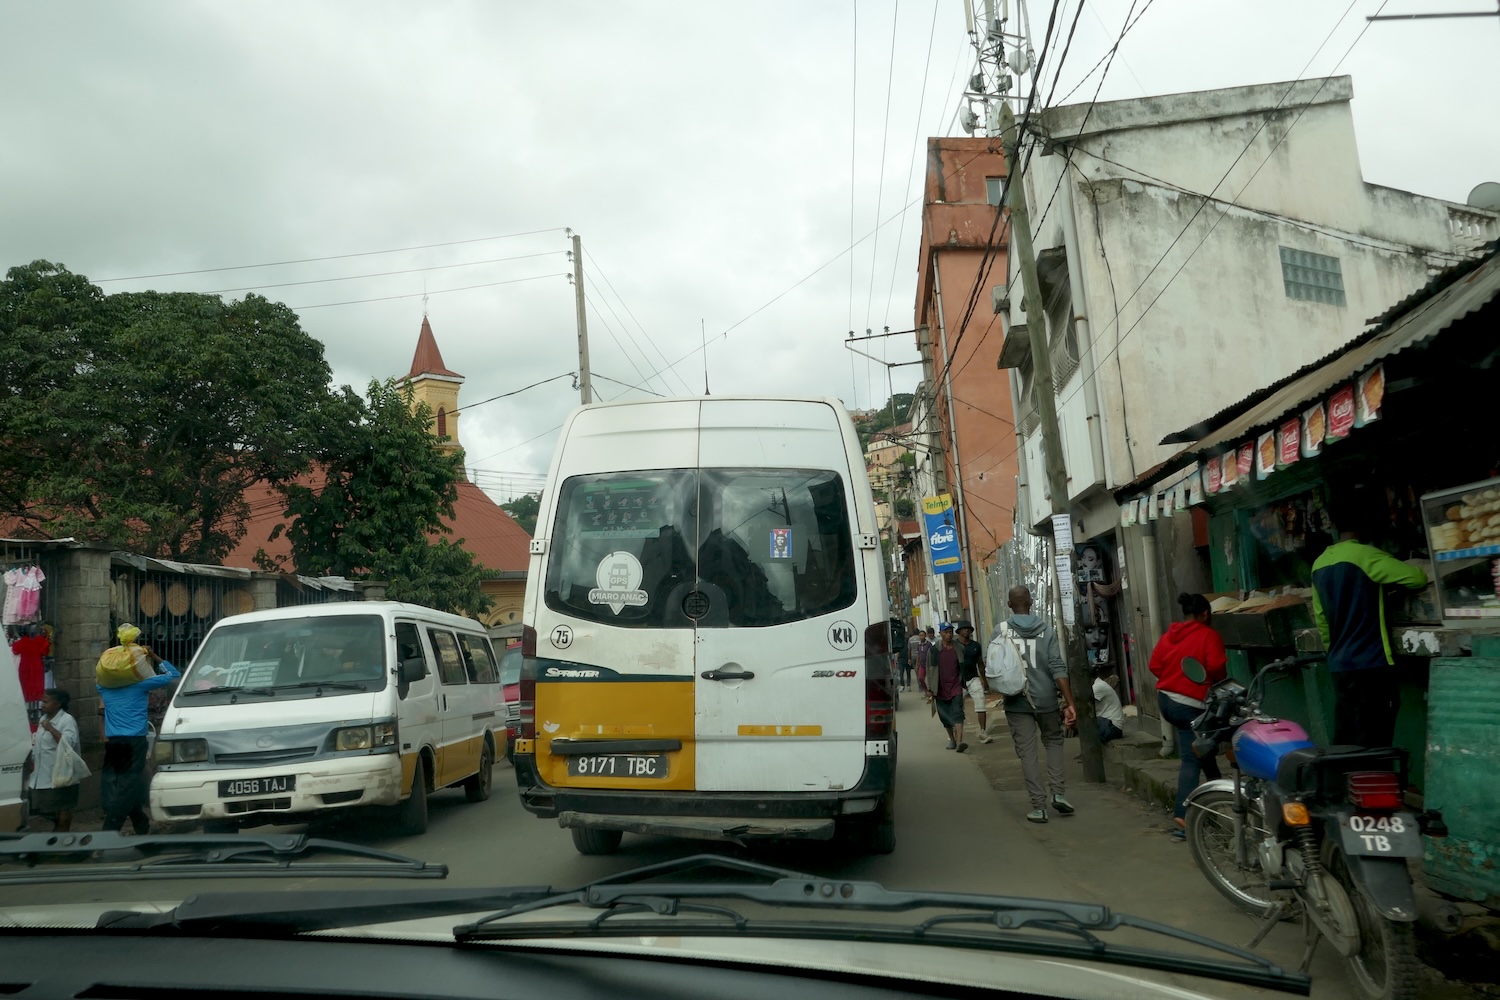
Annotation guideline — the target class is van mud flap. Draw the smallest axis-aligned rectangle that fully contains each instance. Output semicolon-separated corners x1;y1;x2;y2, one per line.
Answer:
558;811;836;845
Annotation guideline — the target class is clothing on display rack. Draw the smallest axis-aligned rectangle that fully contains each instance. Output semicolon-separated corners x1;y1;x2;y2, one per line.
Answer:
11;625;50;703
2;565;45;624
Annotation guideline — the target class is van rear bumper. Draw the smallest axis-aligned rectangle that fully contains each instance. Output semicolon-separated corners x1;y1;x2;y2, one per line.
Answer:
514;754;893;822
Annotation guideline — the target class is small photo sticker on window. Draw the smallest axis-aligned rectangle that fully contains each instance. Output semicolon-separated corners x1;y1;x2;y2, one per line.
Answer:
769;528;792;559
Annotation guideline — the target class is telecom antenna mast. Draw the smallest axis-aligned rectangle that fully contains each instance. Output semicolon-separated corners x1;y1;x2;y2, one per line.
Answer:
958;0;1040;138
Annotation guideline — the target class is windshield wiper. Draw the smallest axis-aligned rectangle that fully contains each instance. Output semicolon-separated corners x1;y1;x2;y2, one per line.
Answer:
0;832;446;886
275;680;369;692
177;685;277;698
451;855;1310;996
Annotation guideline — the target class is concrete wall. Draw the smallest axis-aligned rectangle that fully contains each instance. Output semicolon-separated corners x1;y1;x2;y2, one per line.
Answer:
49;546;114;748
1013;76;1497;530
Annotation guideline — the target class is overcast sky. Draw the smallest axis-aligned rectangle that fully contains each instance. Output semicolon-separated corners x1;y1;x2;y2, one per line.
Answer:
3;1;1494;505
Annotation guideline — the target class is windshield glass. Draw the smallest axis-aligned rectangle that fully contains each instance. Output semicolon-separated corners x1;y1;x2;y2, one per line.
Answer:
178;614;387;697
545;468;856;628
499;646;521;687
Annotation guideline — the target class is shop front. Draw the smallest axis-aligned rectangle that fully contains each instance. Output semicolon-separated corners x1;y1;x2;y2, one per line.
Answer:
1117;244;1500;901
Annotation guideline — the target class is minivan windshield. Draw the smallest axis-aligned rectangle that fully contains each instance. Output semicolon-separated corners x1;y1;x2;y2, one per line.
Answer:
176;614;388;698
545;468;857;628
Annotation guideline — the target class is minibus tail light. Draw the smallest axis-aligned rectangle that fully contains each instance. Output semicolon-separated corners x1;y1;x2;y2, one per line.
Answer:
864;622;894;738
519;625;537;740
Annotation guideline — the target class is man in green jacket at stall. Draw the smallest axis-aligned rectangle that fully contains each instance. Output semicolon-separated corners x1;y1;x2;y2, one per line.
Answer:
1311;501;1428;750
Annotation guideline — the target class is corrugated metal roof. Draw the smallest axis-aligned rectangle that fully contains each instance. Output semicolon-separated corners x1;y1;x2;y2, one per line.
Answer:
1122;245;1500;496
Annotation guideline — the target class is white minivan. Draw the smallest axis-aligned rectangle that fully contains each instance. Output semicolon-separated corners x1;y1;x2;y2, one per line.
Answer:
149;601;502;835
514;397;898;855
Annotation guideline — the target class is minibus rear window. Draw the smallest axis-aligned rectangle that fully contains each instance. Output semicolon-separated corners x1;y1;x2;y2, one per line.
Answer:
544;469;857;628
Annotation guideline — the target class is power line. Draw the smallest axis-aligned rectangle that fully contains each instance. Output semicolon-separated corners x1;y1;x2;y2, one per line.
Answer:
291;272;565;311
95;227;568;283
450;372;575;416
584;292;663;396
203;250;567;295
466;422;565;466
1054;0;1156;105
591;371;666;398
863;0;902;338
582;247;696;395
883;0;942;331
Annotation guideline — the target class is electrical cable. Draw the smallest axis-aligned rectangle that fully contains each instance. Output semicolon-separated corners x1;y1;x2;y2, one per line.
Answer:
591;371;666;398
291;272;565;310
203;250;567;295
848;0;860;405
883;0;942;331
584;292;662;396
94;228;568;283
450;372;575;416
582;247;696;395
863;0;902;339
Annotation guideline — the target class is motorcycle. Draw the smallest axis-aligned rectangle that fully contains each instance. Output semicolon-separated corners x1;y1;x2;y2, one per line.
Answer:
1179;654;1447;1000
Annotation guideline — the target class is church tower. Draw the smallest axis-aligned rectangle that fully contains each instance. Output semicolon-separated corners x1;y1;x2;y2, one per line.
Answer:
404;315;464;452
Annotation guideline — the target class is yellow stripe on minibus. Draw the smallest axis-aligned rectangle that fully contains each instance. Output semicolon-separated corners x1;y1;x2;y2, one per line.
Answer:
737;725;823;737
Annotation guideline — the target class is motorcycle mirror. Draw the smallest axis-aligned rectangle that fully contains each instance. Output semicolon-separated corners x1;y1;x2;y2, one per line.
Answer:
1181;656;1207;684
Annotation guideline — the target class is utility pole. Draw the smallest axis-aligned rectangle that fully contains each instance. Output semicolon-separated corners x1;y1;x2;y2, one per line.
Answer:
999;101;1105;784
571;232;592;405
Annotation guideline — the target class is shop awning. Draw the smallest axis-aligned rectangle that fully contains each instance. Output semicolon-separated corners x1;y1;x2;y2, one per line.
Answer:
1122;244;1500;497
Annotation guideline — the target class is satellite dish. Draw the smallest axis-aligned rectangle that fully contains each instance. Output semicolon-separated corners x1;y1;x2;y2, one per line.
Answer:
960;107;980;135
1468;182;1500;212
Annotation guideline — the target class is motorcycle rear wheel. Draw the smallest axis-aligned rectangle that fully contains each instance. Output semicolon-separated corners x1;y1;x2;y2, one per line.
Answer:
1325;846;1420;1000
1185;788;1291;917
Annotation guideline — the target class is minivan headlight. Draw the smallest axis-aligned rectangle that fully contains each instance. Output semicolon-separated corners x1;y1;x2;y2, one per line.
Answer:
335;723;395;751
155;738;208;764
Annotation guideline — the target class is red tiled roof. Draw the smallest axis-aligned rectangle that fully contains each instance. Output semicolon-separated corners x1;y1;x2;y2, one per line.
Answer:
222;474;530;574
407;317;463;379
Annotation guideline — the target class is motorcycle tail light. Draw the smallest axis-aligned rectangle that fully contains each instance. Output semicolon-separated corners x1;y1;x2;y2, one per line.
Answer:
1281;802;1311;826
1348;771;1403;811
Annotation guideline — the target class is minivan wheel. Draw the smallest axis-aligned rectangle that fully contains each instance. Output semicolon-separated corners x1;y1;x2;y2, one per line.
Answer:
393;759;429;837
571;826;623;855
465;743;493;803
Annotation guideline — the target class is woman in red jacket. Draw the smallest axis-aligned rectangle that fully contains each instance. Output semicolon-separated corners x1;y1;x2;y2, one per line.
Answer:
1150;593;1228;839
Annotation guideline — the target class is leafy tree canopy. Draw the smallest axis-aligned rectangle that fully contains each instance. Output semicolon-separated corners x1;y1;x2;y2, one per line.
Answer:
500;493;540;536
1;260;335;561
267;378;491;618
856;392;914;449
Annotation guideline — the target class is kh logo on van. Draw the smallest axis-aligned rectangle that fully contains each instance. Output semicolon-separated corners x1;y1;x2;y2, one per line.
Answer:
827;620;857;650
588;551;648;615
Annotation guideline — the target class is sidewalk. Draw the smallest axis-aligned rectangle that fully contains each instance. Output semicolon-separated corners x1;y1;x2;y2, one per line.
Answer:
931;694;1498;999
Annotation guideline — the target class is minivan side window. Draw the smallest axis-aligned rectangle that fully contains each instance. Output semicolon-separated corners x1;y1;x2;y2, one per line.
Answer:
428;629;468;686
545;468;857;629
458;633;498;684
394;622;430;699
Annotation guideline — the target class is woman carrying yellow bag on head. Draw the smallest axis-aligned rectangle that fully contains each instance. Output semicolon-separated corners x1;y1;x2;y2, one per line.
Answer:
95;624;156;689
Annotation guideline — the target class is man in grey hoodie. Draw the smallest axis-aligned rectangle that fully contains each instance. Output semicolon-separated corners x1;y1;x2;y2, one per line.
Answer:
994;585;1078;823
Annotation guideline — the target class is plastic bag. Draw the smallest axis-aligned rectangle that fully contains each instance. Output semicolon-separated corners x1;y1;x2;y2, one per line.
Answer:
96;643;154;688
51;739;91;788
985;627;1028;697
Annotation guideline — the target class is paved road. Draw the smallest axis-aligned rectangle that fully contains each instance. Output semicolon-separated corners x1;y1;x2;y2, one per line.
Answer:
15;695;1485;999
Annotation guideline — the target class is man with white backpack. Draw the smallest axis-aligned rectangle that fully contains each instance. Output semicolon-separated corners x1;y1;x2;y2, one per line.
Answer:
985;585;1078;824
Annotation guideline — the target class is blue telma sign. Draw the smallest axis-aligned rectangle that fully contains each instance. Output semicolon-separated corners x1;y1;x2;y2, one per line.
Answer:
921;493;963;576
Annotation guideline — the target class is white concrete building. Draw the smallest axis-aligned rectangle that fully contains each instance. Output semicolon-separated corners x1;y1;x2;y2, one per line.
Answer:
999;76;1497;541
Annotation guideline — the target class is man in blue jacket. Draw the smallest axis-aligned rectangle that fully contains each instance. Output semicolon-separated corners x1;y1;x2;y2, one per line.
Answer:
1312;501;1428;750
97;625;180;834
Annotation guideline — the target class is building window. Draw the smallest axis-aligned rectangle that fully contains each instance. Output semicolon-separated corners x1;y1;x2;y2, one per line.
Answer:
985;177;1004;206
436;407;448;437
1279;246;1345;306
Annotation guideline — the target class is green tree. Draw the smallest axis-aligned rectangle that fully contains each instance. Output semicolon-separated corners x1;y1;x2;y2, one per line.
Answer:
893;497;915;519
856;392;915;449
500;492;541;536
0;261;336;561
268;378;492;618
